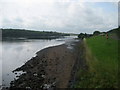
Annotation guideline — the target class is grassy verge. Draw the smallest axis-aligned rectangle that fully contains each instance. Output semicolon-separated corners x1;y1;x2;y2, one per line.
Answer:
74;35;118;88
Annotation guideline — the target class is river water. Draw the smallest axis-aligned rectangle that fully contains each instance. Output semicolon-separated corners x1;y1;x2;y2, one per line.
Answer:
0;36;77;87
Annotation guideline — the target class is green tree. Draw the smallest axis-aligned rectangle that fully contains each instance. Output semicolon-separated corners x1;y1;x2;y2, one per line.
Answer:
93;31;101;35
78;33;85;39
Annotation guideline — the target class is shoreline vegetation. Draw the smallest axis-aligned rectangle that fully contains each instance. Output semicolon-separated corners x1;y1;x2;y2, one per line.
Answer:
2;27;119;89
1;29;70;40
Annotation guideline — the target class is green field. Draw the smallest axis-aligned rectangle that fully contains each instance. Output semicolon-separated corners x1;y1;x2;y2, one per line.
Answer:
75;35;118;88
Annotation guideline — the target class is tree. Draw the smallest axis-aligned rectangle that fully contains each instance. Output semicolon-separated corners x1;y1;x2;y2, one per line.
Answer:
93;31;101;35
78;33;85;39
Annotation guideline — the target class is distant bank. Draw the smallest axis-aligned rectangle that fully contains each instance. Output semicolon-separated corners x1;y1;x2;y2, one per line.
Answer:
1;29;70;40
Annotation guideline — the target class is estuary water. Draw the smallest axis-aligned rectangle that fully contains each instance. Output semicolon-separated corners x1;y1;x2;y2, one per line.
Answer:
0;36;77;87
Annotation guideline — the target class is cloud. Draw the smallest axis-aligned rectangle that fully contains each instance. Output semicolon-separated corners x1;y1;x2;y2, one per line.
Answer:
0;1;118;33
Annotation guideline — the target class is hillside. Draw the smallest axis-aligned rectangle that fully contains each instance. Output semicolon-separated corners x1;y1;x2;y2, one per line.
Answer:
75;27;119;88
107;27;120;40
107;27;120;34
1;29;70;40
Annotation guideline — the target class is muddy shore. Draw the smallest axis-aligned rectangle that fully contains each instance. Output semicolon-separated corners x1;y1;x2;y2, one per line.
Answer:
9;39;87;89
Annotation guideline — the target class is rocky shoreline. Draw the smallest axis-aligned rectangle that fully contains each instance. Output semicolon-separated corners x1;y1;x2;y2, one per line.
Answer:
8;39;86;89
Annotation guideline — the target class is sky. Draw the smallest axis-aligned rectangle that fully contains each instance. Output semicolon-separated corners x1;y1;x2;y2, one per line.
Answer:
0;0;119;34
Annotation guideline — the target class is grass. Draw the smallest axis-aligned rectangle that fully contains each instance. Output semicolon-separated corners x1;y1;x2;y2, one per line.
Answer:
74;35;118;88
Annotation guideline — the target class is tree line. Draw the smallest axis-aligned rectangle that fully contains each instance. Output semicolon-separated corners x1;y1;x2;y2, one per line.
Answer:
78;27;120;39
1;29;70;40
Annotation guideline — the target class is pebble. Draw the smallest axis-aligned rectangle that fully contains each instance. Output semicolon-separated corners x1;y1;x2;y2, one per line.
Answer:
33;73;38;76
41;75;46;78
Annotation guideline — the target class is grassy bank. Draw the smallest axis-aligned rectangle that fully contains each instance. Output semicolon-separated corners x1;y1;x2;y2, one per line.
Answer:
75;35;118;88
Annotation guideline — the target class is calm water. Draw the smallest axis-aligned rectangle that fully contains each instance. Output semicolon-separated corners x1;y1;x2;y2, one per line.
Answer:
0;36;77;87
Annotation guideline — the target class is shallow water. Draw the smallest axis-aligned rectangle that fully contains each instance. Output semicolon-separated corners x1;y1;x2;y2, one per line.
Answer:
0;36;77;87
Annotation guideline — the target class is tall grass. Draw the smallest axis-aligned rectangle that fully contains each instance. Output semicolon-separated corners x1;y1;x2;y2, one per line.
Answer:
75;35;118;88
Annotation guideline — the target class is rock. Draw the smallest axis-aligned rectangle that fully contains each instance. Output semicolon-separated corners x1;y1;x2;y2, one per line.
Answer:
33;73;38;76
41;75;46;78
26;86;31;90
43;84;51;89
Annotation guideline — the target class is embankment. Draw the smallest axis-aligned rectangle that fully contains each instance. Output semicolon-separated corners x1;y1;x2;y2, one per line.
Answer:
75;36;118;88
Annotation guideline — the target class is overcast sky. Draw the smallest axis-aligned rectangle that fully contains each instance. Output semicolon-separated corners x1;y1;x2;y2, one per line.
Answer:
0;0;119;34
